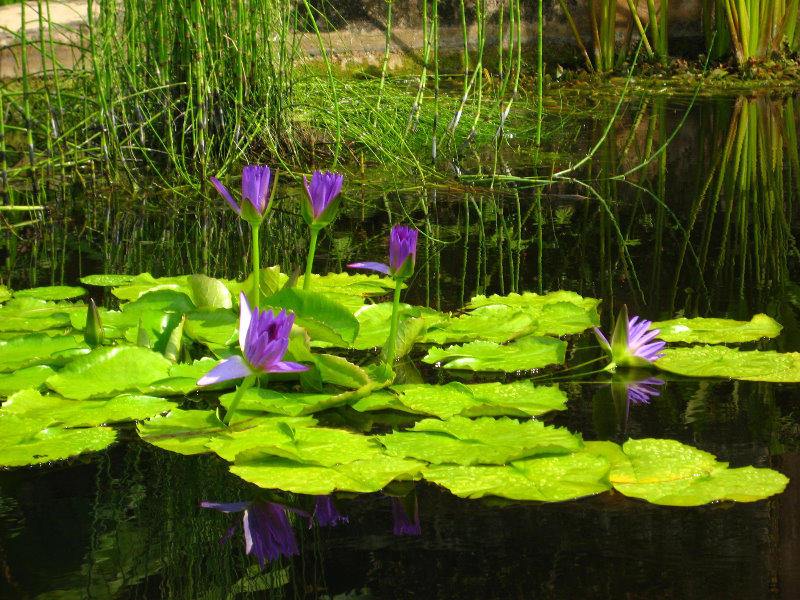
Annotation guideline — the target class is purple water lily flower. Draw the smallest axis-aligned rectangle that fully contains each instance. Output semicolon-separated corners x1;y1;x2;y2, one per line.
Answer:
197;292;309;386
311;496;349;528
201;500;300;568
391;496;421;536
210;165;274;224
593;305;666;369
348;225;418;280
302;170;344;229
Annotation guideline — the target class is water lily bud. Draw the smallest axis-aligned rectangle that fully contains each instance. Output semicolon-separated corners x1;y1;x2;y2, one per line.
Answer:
84;298;104;348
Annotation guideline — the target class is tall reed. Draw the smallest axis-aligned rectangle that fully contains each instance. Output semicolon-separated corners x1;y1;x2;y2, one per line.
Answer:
702;0;800;62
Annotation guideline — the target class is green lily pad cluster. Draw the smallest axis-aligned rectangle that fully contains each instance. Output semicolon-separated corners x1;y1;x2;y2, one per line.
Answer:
0;275;791;507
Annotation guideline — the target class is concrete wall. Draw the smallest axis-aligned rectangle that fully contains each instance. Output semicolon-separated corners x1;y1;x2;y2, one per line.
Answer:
0;1;708;78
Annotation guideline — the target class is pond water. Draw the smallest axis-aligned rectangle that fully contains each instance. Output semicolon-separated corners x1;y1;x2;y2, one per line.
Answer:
1;91;800;599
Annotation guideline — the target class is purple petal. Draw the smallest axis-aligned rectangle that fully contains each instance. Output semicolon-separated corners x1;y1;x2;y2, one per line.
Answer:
312;496;348;527
265;360;311;373
592;326;611;352
347;261;391;275
389;226;418;274
238;291;253;355
197;355;252;386
201;501;251;513
242;165;272;216
210;176;241;215
244;502;299;568
391;497;421;536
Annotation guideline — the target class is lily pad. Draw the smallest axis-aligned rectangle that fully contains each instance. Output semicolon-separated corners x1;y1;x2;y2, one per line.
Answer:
80;274;136;287
112;273;192;301
0;297;81;332
0;365;55;395
219;387;354;417
14;286;86;301
188;274;233;309
380;416;583;465
230;453;424;495
422;336;567;372
2;388;174;427
213;423;380;465
0;415;117;466
585;439;789;506
46;346;174;399
656;346;800;382
424;452;611;501
390;380;567;418
0;333;88;372
653;314;782;344
467;290;600;312
263;288;360;347
354;303;447;350
137;408;227;455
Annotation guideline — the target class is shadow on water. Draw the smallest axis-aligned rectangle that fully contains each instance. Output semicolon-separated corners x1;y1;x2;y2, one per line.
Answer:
2;91;800;598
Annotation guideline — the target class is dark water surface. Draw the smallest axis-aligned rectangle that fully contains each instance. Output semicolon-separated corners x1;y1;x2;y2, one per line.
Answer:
2;92;800;598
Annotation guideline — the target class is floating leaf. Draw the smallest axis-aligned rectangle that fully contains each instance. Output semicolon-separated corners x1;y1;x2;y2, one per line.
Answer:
81;274;136;287
215;424;379;465
2;388;174;427
354;303;447;349
381;416;582;466
184;308;238;346
657;346;800;382
467;290;600;312
422;336;566;372
0;365;56;395
0;333;88;372
264;288;359;347
231;453;424;495
424;452;611;501
111;273;192;301
425;301;599;344
423;307;533;344
653;314;782;344
0;415;117;466
585;439;789;506
0;285;11;303
120;289;196;316
47;346;174;400
14;286;86;301
188;274;233;309
137;408;226;455
0;297;81;332
219;387;349;417
123;310;184;354
390;380;567;418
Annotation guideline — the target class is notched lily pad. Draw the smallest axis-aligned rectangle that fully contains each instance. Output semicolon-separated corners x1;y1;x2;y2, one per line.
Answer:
423;336;567;372
390;380;567;418
380;416;582;466
0;415;117;467
657;346;800;382
424;452;611;501
653;314;782;344
46;346;174;399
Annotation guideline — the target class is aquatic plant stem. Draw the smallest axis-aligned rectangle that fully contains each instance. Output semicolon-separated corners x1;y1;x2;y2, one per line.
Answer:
223;375;256;426
251;223;261;307
384;279;405;363
303;229;320;290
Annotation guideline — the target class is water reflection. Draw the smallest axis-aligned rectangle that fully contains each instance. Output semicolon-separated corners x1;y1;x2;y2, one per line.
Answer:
1;91;800;597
